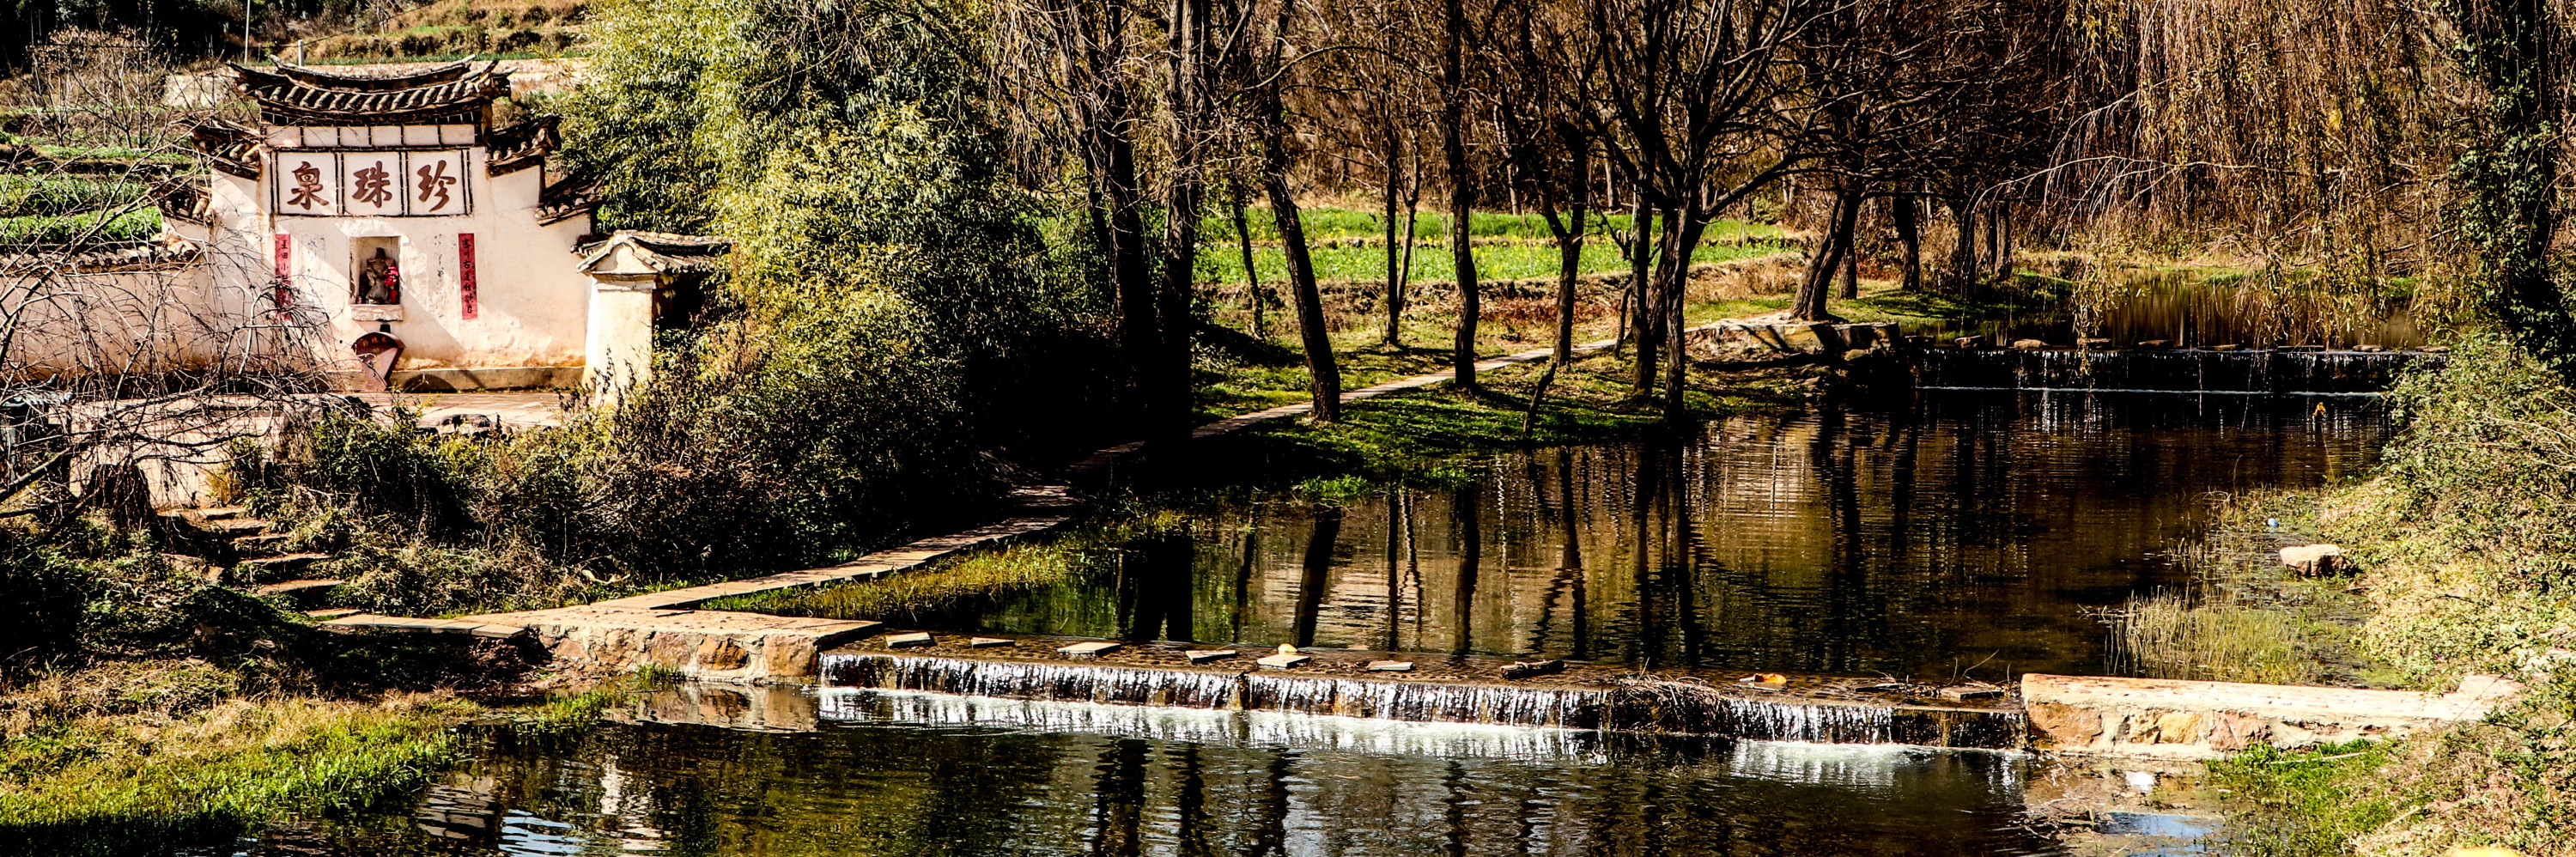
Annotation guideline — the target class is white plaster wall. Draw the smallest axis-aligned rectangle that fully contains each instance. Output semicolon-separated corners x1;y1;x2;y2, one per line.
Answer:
210;128;598;375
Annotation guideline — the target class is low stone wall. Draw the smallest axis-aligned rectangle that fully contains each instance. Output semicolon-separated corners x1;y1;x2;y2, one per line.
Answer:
483;605;884;683
2021;673;2520;760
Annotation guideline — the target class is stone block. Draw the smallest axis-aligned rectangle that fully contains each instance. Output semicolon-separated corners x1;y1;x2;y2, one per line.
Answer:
1953;335;1988;349
1184;649;1237;664
885;632;934;648
2281;544;2354;575
1255;653;1310;670
1059;641;1121;659
2209;710;2270;751
1366;660;1415;672
2012;338;2050;349
969;637;1014;648
2026;702;2105;751
2154;711;2203;744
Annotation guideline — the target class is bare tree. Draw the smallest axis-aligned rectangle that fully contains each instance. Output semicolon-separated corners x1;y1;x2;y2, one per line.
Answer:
1574;0;1816;419
3;42;314;522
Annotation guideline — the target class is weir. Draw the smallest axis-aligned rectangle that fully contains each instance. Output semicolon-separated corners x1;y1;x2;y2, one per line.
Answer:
819;637;2029;751
1912;347;2438;394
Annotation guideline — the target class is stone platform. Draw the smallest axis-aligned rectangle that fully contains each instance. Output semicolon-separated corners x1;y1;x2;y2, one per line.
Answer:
2021;673;2521;760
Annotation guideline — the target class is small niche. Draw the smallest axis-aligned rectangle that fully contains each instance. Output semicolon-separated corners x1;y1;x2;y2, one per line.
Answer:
352;236;402;305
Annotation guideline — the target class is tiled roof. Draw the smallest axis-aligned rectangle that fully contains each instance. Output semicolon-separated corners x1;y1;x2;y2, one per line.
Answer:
573;231;732;276
484;115;558;176
538;174;598;225
232;60;508;126
190;121;262;179
152;179;214;226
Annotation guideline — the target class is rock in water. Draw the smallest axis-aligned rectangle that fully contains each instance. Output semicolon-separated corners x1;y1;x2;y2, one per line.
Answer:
2011;339;2050;349
1057;641;1121;658
2280;544;2355;575
1501;659;1566;679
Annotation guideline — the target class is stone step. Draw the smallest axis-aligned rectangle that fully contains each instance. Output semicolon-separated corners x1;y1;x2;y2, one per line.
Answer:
231;532;295;555
239;552;332;580
320;613;530;640
252;578;344;599
202;518;274;536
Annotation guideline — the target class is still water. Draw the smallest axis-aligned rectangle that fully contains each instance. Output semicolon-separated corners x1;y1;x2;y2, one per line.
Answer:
937;391;2388;678
1917;271;2424;349
233;694;2064;856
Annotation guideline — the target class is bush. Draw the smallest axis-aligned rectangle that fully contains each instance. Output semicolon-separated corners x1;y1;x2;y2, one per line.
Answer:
0;530;102;669
2324;334;2576;683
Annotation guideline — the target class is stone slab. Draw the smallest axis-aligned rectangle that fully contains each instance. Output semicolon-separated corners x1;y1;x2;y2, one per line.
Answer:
1256;653;1311;670
2021;673;2519;760
885;632;935;648
1184;649;1237;665
969;637;1015;648
1366;660;1414;672
459;605;882;682
1059;641;1121;658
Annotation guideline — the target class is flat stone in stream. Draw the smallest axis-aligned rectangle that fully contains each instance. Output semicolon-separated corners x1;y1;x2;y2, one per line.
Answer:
1502;659;1566;679
969;637;1015;648
885;632;935;648
1185;649;1238;664
1256;653;1311;670
1367;660;1415;672
1058;641;1121;658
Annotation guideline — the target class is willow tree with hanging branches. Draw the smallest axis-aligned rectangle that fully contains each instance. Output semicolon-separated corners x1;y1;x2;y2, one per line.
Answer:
2035;0;2576;357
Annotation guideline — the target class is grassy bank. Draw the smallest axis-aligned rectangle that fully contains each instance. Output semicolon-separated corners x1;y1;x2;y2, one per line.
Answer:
0;658;635;854
2153;337;2576;855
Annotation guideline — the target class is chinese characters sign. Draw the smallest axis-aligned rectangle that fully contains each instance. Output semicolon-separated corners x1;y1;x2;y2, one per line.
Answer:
272;150;472;216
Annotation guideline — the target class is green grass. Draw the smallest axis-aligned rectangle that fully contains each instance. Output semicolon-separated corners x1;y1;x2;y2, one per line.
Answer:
1206;206;1784;244
710;512;1193;622
2206;742;2403;857
0;208;161;246
0;672;641;854
1198;234;1794;287
0;177;150;218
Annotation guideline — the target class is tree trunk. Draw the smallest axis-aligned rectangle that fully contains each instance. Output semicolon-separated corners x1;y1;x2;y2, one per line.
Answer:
1382;131;1406;346
1552;138;1589;366
1627;198;1658;397
1895;191;1921;292
1793;182;1862;319
1087;47;1158;438
1229;170;1265;338
1660;205;1710;423
1255;2;1339;422
1946;196;1978;296
1441;0;1479;392
1151;0;1211;446
1995;201;2015;283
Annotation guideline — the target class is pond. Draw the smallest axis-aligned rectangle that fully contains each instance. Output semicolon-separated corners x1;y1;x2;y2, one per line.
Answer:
218;692;2075;856
927;390;2389;678
1916;270;2424;349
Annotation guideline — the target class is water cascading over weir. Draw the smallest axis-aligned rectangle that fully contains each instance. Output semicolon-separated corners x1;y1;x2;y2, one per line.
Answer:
819;642;2030;751
1912;347;2439;394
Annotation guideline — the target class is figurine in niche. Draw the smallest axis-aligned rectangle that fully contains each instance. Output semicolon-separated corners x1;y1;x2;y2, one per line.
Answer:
357;247;400;304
